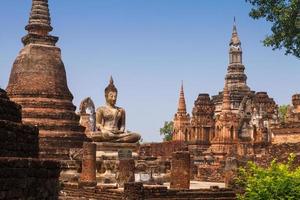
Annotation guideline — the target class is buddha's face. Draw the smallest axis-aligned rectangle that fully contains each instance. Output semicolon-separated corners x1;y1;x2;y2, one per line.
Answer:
106;91;117;106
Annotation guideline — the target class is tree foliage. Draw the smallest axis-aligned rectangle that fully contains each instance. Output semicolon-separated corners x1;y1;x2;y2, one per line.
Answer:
160;121;174;141
246;0;300;58
236;154;300;200
279;104;289;122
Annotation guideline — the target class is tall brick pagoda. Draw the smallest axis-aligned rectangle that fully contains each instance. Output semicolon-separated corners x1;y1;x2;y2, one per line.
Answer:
213;19;252;114
173;83;190;141
6;0;86;159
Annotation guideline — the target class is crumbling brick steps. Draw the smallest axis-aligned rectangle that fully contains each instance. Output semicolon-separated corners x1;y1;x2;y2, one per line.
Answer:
59;183;123;200
59;183;236;200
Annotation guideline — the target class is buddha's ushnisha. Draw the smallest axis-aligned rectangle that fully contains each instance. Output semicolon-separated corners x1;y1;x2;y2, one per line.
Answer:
92;77;141;143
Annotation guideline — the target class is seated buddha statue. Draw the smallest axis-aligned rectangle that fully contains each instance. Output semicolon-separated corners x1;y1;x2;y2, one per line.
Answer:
91;77;141;143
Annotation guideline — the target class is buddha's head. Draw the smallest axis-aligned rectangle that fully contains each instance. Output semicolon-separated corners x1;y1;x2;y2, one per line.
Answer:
105;76;118;106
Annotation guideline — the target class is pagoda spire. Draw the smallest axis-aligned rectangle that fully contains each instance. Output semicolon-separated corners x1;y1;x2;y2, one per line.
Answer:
173;81;190;141
229;17;242;64
225;18;250;92
22;0;58;46
26;0;53;36
178;81;187;114
232;17;238;38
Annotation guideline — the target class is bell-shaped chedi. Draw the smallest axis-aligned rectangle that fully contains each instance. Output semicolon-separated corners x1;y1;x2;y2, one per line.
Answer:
6;0;86;159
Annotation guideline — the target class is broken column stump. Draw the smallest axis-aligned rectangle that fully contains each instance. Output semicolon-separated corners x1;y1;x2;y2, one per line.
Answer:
79;142;97;187
116;149;135;187
170;151;190;189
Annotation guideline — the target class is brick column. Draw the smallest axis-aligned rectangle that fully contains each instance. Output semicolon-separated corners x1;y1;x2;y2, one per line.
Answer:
116;158;135;187
170;151;190;189
79;142;97;187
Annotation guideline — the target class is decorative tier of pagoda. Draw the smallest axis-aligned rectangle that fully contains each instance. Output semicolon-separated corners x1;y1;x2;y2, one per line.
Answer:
190;94;215;143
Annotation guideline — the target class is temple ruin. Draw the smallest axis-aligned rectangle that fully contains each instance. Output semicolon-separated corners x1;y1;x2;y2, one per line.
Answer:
0;0;299;199
168;20;300;182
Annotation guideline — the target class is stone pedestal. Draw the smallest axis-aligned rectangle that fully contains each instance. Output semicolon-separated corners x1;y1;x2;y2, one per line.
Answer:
116;158;135;187
170;151;190;189
80;142;97;187
95;142;138;184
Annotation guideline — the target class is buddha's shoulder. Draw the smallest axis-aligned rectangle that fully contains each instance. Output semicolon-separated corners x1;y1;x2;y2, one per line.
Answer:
116;106;125;112
96;106;107;112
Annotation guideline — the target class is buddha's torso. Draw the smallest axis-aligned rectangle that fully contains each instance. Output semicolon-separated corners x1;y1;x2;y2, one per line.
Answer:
99;105;123;132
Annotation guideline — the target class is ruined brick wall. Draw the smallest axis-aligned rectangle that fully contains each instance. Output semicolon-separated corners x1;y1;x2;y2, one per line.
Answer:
139;141;188;158
0;88;61;199
196;142;300;183
0;158;60;200
0;88;39;157
252;143;300;167
271;127;300;144
196;163;225;182
0;120;39;157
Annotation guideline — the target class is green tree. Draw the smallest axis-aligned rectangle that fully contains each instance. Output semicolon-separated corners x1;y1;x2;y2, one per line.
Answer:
246;0;300;58
160;121;174;141
236;154;300;200
279;104;289;122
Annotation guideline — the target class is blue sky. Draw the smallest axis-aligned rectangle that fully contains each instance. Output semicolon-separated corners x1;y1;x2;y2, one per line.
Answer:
0;0;299;142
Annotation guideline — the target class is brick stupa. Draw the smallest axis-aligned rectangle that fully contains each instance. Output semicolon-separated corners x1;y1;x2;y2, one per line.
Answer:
6;0;86;159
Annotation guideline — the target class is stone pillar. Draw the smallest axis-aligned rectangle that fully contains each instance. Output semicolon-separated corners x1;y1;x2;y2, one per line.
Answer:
79;142;97;187
170;151;190;189
224;157;238;188
116;158;135;187
123;182;143;200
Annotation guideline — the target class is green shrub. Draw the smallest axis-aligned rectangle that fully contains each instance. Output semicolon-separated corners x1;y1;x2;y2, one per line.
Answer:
236;154;300;200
